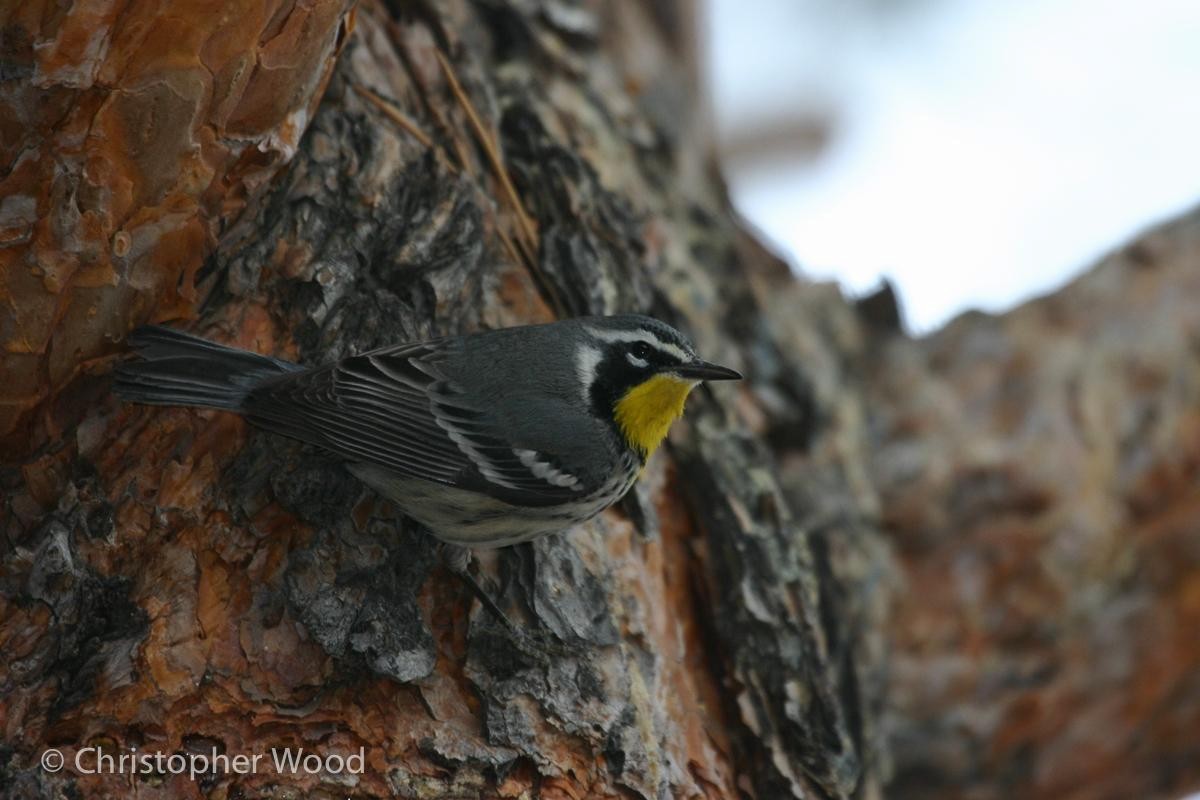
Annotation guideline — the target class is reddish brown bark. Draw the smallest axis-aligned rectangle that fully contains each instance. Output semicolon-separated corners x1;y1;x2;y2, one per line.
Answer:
2;2;882;798
871;210;1200;800
6;2;1198;799
0;0;355;451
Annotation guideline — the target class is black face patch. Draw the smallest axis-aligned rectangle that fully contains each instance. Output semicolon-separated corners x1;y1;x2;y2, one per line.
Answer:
588;335;687;421
627;341;654;364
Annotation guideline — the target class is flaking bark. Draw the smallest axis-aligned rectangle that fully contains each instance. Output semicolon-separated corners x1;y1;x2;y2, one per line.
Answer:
2;2;885;798
9;3;1200;799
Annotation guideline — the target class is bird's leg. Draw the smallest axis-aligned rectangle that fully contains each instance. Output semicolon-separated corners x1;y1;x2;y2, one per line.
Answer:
439;543;518;630
437;543;573;660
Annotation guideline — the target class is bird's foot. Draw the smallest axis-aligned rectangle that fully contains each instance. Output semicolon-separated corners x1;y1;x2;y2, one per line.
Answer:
438;543;576;663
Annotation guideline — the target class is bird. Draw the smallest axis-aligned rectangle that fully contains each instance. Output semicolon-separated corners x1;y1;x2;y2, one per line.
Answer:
113;315;742;549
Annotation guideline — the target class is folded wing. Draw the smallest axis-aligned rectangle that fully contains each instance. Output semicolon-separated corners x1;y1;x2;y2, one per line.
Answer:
244;341;589;507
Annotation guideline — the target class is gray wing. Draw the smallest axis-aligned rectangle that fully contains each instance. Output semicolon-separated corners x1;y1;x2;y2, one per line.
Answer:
242;339;592;507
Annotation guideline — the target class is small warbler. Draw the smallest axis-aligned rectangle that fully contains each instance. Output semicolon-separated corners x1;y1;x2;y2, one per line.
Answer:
114;315;741;547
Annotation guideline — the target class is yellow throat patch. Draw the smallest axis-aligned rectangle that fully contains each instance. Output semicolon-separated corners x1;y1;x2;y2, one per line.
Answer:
613;374;697;459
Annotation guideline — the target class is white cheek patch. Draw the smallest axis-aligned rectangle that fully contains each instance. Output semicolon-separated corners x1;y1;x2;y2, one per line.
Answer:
626;352;649;368
575;343;603;403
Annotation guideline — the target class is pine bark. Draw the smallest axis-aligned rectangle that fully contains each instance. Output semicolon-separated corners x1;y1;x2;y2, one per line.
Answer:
11;3;1199;799
1;2;886;799
871;209;1200;800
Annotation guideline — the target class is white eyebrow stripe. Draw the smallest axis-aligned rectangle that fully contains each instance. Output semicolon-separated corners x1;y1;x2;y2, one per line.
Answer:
586;328;661;345
584;327;691;361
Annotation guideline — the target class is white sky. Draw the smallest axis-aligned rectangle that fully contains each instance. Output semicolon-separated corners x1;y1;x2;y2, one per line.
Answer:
705;0;1200;332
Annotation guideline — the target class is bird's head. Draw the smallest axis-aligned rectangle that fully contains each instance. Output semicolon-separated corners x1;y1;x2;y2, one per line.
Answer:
578;316;742;461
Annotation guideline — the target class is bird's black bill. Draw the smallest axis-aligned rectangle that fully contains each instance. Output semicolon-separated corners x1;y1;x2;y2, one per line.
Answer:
673;360;743;381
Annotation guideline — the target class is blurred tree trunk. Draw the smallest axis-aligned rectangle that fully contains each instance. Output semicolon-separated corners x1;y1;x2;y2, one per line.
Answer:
869;209;1200;800
1;2;888;799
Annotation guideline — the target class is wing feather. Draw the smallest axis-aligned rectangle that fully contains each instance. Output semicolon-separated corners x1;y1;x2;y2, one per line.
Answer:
241;339;589;506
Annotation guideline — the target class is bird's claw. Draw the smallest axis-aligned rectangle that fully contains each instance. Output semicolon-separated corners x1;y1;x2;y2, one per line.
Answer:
439;542;579;663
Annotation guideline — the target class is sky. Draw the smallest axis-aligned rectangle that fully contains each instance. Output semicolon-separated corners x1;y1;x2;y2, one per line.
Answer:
704;0;1200;333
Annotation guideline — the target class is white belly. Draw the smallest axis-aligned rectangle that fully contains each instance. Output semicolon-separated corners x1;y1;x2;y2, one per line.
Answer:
347;463;637;548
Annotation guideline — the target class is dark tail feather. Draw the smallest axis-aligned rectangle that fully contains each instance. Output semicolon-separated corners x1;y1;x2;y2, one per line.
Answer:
113;326;301;411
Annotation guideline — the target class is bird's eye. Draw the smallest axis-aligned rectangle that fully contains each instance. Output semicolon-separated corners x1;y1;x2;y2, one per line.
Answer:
629;342;653;361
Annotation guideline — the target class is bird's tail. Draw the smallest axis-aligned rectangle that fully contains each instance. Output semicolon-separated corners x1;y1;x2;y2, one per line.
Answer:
113;325;301;411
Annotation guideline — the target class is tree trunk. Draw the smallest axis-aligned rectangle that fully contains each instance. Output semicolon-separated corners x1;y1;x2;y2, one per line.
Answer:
9;3;1199;799
2;2;887;798
870;208;1200;800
